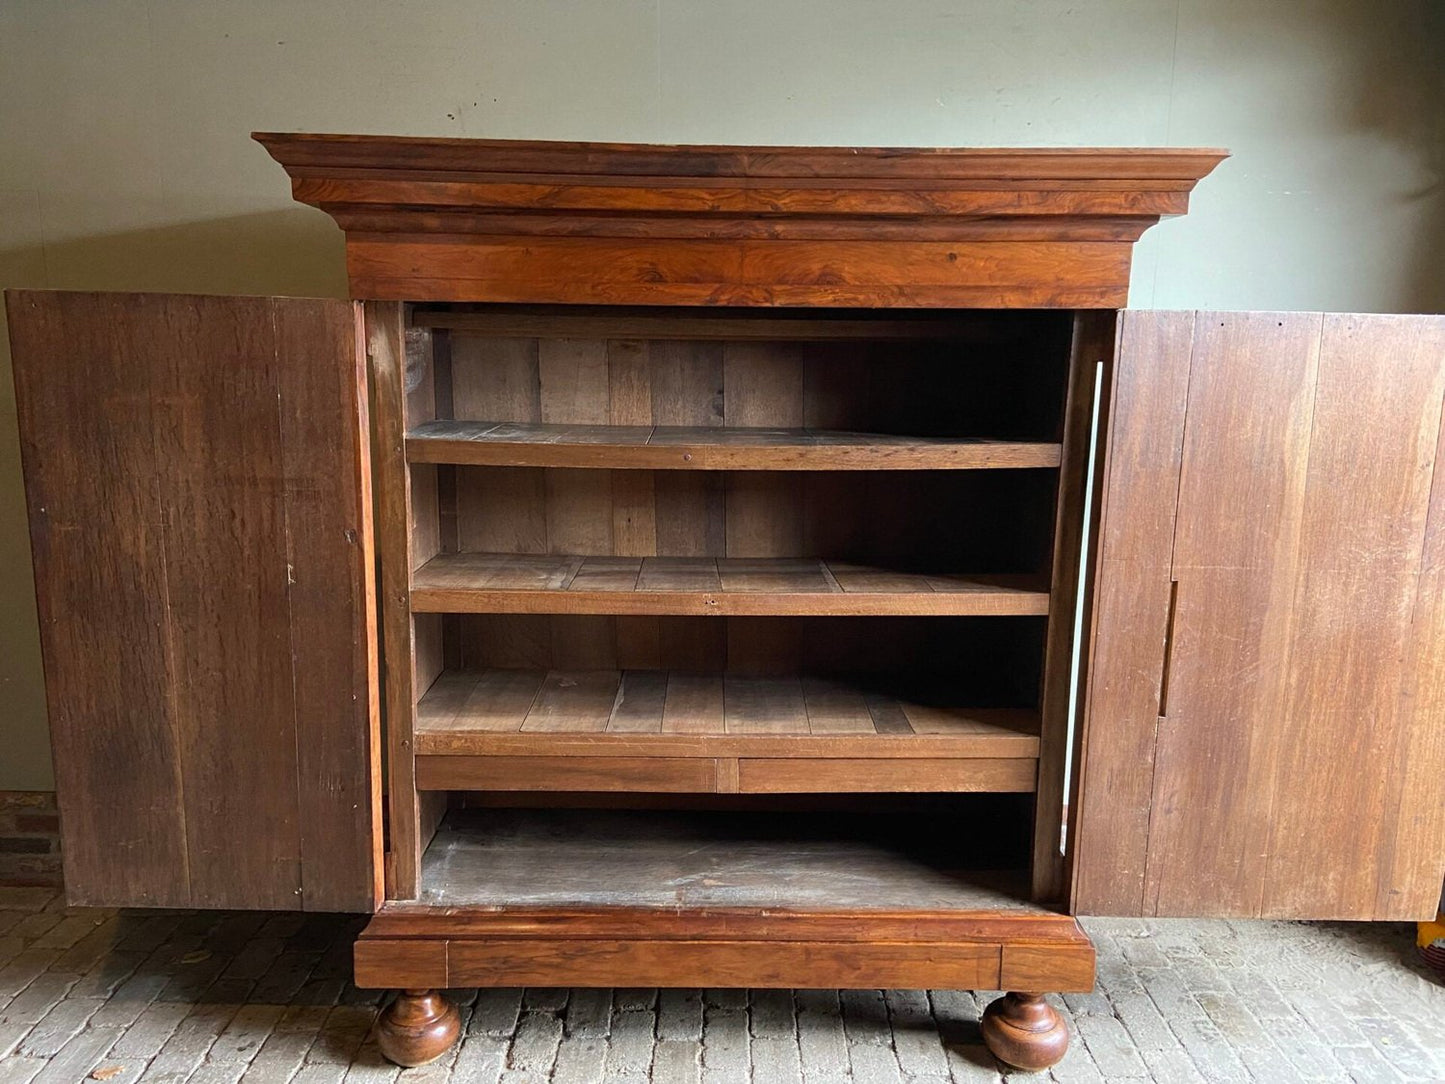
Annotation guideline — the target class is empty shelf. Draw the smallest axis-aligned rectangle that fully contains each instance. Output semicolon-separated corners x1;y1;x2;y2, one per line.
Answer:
410;554;1050;617
414;669;1039;794
415;808;1031;911
407;419;1062;470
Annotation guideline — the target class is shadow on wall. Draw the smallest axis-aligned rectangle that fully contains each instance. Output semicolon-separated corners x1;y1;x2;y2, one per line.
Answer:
1340;0;1445;311
0;208;349;301
0;208;347;791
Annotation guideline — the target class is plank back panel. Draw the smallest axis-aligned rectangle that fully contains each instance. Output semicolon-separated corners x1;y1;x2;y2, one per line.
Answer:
7;291;381;911
1074;311;1445;920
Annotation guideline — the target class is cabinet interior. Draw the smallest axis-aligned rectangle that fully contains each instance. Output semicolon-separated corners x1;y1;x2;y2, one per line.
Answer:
394;303;1086;903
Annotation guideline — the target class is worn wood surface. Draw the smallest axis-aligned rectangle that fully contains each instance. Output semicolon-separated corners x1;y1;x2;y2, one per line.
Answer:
1073;311;1445;920
1031;311;1114;902
256;133;1223;308
411;553;1048;616
409;419;1061;470
353;806;1094;991
412;307;1041;342
415;668;1039;752
367;301;430;901
414;810;1038;910
7;290;380;911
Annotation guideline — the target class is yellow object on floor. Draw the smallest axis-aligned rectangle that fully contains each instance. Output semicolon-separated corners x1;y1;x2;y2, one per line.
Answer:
1420;910;1445;981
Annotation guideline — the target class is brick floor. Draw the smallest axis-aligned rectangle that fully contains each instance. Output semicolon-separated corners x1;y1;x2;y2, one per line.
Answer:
0;886;1442;1081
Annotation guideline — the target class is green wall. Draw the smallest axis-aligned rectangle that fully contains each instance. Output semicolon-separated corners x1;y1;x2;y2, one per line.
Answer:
2;0;1443;788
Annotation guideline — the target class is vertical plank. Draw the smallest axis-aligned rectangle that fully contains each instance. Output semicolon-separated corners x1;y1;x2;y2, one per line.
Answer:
8;291;190;907
725;473;804;557
1070;311;1194;915
148;297;302;910
721;345;804;558
723;342;804;427
608;340;658;557
549;615;618;670
367;300;426;900
1142;313;1321;917
1262;314;1445;919
653;341;724;554
1033;311;1112;902
459;614;554;670
450;335;540;422
274;299;382;912
650;340;723;426
540;338;609;424
615;616;663;669
545;469;615;553
1387;392;1445;913
656;473;726;556
457;466;547;554
410;463;442;569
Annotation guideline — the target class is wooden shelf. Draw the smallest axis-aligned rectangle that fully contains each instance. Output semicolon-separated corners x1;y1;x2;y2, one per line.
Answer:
355;810;1096;993
410;554;1050;616
414;668;1039;794
407;420;1062;471
416;809;1035;910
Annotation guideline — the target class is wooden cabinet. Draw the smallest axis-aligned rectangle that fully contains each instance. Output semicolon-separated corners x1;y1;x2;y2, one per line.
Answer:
8;133;1445;1071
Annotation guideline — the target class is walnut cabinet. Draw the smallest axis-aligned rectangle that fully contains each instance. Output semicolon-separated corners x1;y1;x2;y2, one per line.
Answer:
8;135;1445;1071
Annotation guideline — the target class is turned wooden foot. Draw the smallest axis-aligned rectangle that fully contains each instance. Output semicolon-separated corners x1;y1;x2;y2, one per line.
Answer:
981;992;1069;1071
376;989;460;1067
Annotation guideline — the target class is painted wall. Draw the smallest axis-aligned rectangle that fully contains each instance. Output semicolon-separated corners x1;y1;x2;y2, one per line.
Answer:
2;1;1442;789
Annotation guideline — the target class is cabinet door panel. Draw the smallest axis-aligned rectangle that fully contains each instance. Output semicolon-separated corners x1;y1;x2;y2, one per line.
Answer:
7;291;380;912
1073;311;1445;919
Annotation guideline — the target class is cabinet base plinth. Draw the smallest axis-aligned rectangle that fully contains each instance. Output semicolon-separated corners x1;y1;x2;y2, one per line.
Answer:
981;992;1070;1071
376;989;460;1068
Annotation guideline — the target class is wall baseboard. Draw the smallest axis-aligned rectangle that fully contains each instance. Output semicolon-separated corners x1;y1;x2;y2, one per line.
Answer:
0;791;61;887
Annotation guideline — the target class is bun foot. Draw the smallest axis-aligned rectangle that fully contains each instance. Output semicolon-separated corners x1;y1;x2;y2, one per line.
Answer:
981;992;1070;1071
376;989;460;1067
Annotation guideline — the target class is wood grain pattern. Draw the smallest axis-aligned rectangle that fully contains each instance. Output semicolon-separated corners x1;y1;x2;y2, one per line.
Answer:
408;419;1061;470
366;300;429;901
1074;311;1445;921
352;804;1094;991
256;133;1223;308
344;236;1136;308
1031;311;1113;902
6;290;380;911
443;938;1000;989
1068;311;1194;915
411;553;1050;616
416;668;1040;757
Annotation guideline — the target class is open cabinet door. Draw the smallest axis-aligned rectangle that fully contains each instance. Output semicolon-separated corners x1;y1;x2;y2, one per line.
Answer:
7;291;381;911
1071;310;1445;920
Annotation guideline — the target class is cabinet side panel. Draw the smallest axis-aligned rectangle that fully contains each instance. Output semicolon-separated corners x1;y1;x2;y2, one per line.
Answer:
275;298;382;912
6;291;191;907
1070;310;1193;915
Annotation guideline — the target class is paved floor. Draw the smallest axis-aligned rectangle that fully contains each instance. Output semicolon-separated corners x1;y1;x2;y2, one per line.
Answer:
0;887;1443;1082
